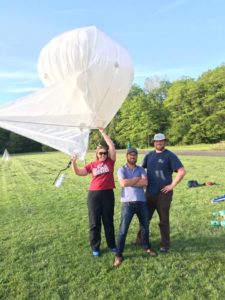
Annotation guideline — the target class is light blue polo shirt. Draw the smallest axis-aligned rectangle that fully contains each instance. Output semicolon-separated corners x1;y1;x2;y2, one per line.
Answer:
117;164;147;202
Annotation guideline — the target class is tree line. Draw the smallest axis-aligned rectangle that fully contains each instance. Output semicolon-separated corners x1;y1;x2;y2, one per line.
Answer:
1;65;225;154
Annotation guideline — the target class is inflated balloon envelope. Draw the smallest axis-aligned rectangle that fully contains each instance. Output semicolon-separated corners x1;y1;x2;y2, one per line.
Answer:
0;26;134;159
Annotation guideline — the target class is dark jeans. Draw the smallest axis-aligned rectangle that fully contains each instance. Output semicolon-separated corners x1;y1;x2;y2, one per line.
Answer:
88;189;116;251
137;191;173;249
116;201;150;257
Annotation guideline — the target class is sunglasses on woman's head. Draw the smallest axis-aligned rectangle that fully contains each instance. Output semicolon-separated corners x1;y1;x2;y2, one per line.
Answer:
98;152;107;155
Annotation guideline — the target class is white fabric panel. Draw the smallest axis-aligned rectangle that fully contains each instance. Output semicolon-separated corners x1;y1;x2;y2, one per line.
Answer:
0;120;89;159
0;26;133;158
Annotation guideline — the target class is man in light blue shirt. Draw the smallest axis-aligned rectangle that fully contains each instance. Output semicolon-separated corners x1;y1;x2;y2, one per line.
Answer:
113;148;157;267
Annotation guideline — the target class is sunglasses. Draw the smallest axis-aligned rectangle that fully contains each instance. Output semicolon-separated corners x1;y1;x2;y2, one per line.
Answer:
98;152;107;155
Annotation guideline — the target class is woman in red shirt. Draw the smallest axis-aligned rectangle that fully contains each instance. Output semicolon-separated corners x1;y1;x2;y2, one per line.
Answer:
71;128;116;257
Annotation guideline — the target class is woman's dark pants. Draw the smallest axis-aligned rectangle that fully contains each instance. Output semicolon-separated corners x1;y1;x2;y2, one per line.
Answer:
88;189;116;251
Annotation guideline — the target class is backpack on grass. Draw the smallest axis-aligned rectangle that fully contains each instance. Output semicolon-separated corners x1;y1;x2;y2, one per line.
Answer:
187;180;200;188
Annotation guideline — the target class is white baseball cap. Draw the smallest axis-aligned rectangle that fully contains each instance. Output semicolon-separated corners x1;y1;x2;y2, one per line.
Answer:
153;133;166;141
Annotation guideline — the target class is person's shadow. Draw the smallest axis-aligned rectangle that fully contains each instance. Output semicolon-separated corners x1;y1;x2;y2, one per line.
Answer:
171;233;225;253
123;232;225;258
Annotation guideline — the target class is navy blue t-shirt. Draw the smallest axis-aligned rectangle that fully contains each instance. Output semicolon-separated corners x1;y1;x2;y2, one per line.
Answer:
142;149;183;195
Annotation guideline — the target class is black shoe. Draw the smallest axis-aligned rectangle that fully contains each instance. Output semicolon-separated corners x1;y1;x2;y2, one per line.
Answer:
159;247;169;253
110;247;117;253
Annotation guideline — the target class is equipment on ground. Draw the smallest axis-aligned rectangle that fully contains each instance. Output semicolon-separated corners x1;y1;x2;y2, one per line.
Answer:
210;210;225;227
211;194;225;203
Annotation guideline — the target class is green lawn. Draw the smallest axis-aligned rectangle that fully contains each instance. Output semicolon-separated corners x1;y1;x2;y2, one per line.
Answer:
0;151;225;300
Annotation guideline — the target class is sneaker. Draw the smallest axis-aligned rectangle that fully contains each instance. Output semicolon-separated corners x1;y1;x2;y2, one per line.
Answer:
113;256;122;267
146;248;157;257
159;247;169;253
92;250;100;257
111;247;117;253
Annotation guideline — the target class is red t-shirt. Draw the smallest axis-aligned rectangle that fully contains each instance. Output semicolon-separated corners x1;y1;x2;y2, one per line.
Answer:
84;158;115;190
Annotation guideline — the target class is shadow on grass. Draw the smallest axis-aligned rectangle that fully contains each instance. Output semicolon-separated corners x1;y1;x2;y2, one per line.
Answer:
115;232;225;255
171;233;225;253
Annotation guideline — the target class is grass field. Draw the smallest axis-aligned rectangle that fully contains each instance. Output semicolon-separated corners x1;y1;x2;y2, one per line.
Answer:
1;151;225;300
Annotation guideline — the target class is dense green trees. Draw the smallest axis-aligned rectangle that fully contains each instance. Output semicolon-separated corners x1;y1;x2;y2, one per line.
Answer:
1;65;225;153
0;129;10;153
0;129;42;154
165;65;225;144
114;84;169;148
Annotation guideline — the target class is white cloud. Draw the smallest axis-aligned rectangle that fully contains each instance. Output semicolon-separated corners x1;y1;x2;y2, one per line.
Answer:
0;68;41;99
3;86;40;93
0;71;38;80
154;0;190;15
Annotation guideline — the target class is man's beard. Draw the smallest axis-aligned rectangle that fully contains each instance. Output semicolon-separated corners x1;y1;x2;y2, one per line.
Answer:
155;145;165;151
128;158;137;165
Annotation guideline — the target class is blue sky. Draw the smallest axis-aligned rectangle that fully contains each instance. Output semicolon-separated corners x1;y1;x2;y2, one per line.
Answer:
0;0;225;104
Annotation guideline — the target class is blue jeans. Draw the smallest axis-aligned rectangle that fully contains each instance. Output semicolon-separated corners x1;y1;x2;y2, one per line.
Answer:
116;201;150;257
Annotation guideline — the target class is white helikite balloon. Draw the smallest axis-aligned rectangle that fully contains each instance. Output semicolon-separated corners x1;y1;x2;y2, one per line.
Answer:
0;26;134;159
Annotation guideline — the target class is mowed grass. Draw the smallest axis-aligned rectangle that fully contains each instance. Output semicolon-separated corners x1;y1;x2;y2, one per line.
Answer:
0;151;225;300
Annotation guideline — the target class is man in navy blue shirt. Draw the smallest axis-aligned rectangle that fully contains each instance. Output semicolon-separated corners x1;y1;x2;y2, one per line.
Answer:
113;148;157;267
136;133;186;253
